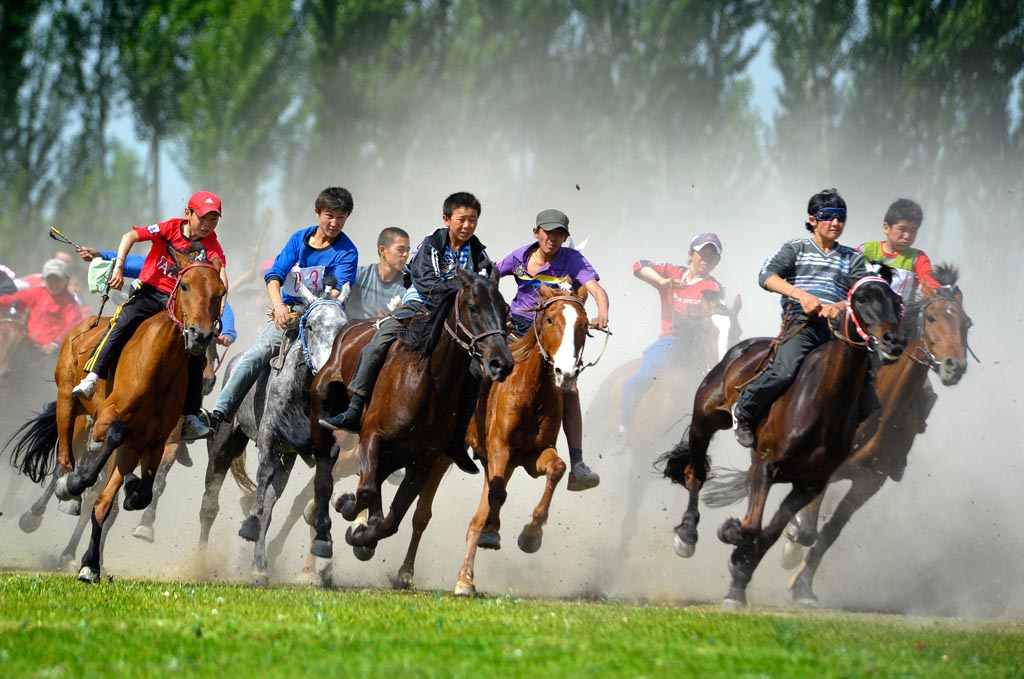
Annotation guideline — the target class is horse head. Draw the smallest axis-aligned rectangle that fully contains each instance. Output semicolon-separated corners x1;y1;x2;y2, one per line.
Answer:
167;249;226;356
913;264;971;385
533;284;590;390
453;267;514;382
299;282;351;373
846;272;907;363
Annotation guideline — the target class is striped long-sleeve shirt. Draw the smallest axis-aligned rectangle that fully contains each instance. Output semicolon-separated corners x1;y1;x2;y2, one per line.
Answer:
758;238;866;317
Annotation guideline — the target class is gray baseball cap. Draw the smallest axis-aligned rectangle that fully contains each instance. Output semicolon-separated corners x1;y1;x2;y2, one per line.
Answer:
535;209;570;234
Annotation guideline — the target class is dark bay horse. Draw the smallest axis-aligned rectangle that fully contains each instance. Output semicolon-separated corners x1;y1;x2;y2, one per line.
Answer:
453;285;591;596
5;251;224;582
657;275;906;609
781;265;972;606
310;267;514;563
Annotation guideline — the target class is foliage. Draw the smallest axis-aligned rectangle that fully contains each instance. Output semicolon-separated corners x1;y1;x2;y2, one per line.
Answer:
2;573;1023;678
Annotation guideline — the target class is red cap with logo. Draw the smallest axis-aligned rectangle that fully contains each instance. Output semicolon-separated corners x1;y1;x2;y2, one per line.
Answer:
188;191;223;217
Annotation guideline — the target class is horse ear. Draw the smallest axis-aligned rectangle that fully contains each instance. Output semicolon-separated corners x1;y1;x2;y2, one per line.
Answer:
296;279;316;303
169;248;193;271
575;284;589;305
456;267;475;286
538;283;554;299
336;281;351;304
919;282;936;302
489;266;500;286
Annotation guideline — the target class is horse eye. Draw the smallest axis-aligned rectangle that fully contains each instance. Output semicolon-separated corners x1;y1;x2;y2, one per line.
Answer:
179;283;189;292
546;316;553;325
468;304;480;314
926;314;936;323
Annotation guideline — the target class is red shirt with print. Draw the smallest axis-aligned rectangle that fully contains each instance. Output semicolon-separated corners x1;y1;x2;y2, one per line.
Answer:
0;286;83;347
134;218;226;294
633;260;723;337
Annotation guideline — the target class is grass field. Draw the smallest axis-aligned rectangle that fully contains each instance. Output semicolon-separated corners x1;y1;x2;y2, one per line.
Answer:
1;572;1022;678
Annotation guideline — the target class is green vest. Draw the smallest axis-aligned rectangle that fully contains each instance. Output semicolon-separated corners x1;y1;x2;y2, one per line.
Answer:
861;241;918;272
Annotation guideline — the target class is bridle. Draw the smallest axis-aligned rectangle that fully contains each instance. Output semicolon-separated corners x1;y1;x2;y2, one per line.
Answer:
298;298;346;375
166;262;222;343
903;287;977;369
833;276;900;350
444;287;508;360
527;294;610;374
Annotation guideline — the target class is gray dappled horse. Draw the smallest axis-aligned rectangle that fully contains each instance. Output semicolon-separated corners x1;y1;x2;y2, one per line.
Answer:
205;282;350;585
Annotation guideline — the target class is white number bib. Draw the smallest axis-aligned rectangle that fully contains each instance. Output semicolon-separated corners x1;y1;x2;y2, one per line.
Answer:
284;265;326;296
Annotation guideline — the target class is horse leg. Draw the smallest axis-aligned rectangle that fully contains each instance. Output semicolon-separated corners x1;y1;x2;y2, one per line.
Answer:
200;426;248;549
340;432;383;525
57;476;109;571
722;483;822;610
662;413;718;559
267;475;313;569
347;456;429;552
132;446;177;542
239;432;276;543
394;458;449;590
58;419;125;500
518;447;566;555
77;456;132;583
55;415;94;516
310;442;336;561
123;439;163;511
780;488;826;570
251;452;296;586
789;474;887;607
455;458;506;597
718;460;771;546
18;475;56;533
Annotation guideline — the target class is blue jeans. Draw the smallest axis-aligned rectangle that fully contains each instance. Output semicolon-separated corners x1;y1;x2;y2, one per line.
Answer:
620;335;681;428
213;321;289;417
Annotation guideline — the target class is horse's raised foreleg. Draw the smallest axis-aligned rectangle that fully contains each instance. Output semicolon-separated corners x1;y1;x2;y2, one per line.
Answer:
789;473;887;607
723;483;822;610
518;447;566;555
77;454;132;583
394;458;449;590
719;459;771;546
122;437;163;512
200;425;248;549
346;458;423;551
661;418;716;558
250;450;296;585
132;444;177;542
58;419;125;500
338;431;383;525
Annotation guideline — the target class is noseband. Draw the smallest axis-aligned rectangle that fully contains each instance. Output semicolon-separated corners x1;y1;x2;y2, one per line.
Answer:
444;288;507;360
526;294;610;374
834;276;901;350
298;298;346;374
166;262;222;343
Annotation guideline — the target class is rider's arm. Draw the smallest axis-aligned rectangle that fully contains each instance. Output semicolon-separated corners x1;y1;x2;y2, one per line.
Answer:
266;279;290;329
583;279;610;329
108;230;140;290
632;260;673;288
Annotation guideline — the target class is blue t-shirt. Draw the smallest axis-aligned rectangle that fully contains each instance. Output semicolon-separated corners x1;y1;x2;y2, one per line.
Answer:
264;226;359;305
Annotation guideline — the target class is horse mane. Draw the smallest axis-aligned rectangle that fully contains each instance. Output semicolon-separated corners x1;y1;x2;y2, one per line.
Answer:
397;287;459;357
932;262;959;288
510;326;537;364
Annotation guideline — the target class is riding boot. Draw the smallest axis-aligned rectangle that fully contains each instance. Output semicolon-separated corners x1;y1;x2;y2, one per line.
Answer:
318;393;366;432
445;374;482;474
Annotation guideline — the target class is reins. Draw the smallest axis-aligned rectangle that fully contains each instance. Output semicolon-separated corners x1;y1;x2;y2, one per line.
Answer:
298;298;346;375
443;288;507;360
903;290;978;369
166;262;222;345
524;295;611;374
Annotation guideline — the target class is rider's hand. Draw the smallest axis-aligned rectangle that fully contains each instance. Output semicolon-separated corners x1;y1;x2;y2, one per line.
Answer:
109;262;125;291
77;247;100;262
795;290;822;316
818;302;844;321
272;303;290;329
217;335;234;347
589;314;609;330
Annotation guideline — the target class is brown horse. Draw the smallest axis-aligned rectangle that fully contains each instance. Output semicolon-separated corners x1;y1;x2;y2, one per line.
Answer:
658;275;906;609
452;285;591;595
781;265;972;606
309;268;514;562
5;251;225;582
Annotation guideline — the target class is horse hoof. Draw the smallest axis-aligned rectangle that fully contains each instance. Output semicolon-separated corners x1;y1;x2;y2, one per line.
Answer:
673;534;696;559
238;515;260;542
779;539;804;570
295;568;318;586
393;570;414;590
18;511;44;533
352;545;375;562
722;597;746;611
336;493;358;522
793;595;821;609
303;499;316;526
478;531;501;550
717;517;742;545
77;565;100;584
56;497;81;516
132;524;155;543
345;523;372;547
55;475;73;501
310;539;333;559
454;582;477;597
250;571;269;587
517;526;542;554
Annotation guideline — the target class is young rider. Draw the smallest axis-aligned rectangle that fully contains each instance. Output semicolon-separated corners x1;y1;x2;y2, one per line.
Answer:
346;227;411;318
71;191;229;442
495;208;610;491
205;186;358;426
317;191;490;475
0;258;83;359
732;188;872;448
619;233;725;438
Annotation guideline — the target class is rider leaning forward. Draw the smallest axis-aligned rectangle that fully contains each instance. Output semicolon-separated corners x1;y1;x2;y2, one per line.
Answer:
495;208;610;491
71;191;229;442
0;258;83;359
317;191;490;475
205;186;358;427
732;188;877;448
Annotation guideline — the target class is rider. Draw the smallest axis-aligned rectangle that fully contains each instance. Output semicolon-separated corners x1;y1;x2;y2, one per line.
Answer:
859;197;940;432
346;227;411;319
0;258;83;360
317;191;491;475
204;186;358;426
732;188;872;448
70;191;229;442
618;233;725;440
495;208;610;491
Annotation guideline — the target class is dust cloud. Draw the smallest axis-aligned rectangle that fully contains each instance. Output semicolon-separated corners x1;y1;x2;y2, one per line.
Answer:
2;110;1022;622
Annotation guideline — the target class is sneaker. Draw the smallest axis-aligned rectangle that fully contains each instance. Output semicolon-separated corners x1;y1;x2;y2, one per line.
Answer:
732;406;756;448
181;414;214;442
71;376;97;399
445;443;480;475
567;461;600;492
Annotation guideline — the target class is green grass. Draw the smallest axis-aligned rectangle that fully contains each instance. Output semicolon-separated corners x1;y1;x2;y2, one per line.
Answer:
1;572;1022;679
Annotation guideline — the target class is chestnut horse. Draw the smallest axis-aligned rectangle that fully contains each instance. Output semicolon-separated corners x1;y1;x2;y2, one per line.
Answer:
5;250;224;582
658;275;906;609
309;268;514;562
781;265;972;606
452;285;591;596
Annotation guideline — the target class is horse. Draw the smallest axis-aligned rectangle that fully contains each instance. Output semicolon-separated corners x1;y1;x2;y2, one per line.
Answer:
310;267;514;565
0;315;27;384
5;250;225;583
657;274;906;609
450;285;591;595
778;265;972;606
206;284;349;585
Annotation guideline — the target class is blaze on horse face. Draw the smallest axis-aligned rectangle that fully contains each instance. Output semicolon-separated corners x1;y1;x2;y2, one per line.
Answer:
457;267;514;382
169;249;226;356
848;276;906;363
536;284;589;390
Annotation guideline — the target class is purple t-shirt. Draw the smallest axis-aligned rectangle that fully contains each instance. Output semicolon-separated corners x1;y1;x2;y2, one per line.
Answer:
496;243;599;322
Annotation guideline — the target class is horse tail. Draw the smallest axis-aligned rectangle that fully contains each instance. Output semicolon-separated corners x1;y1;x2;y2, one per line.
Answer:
702;467;749;508
4;401;59;484
229;451;256;496
655;429;694;486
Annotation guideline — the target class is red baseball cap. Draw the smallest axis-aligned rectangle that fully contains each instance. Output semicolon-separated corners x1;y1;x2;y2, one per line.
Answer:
188;191;222;217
